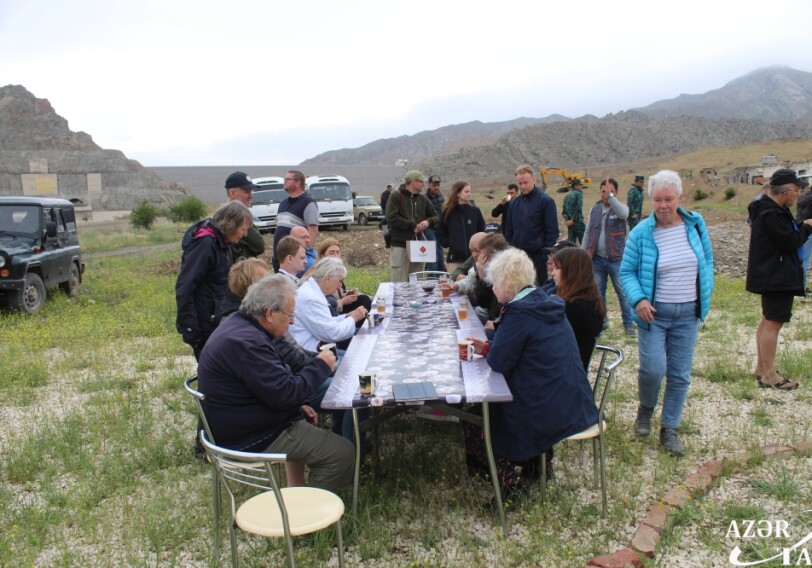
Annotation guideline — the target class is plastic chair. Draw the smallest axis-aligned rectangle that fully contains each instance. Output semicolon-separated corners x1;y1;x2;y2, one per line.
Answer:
408;270;450;283
184;376;224;558
200;432;346;568
540;344;624;516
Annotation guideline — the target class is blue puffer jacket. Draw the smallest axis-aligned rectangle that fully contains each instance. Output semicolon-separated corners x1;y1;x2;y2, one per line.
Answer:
620;208;714;329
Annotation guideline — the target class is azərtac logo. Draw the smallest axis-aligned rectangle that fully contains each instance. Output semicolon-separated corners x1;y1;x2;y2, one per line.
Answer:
728;513;812;566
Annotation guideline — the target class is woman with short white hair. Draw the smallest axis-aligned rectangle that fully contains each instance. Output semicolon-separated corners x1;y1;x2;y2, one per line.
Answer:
466;248;598;488
289;257;368;351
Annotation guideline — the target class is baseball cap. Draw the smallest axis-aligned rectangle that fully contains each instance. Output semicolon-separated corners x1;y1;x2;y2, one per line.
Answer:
225;171;259;190
769;168;808;188
484;222;500;234
405;170;427;184
571;178;582;186
634;175;645;182
428;174;441;184
543;239;578;255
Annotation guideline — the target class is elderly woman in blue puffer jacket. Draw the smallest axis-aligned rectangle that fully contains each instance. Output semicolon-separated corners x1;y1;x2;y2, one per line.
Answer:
620;170;714;457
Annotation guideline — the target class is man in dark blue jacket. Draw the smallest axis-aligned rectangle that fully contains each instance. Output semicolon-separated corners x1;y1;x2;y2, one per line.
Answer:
198;274;354;490
505;165;559;283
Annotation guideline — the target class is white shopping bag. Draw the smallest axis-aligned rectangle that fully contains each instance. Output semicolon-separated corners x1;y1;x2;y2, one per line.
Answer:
407;239;436;262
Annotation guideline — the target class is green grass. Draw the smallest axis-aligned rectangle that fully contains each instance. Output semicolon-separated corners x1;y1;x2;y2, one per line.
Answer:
78;218;184;253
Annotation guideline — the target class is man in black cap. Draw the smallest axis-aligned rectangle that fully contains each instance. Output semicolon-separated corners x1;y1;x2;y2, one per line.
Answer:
425;174;445;271
627;175;645;230
746;168;812;390
224;171;265;261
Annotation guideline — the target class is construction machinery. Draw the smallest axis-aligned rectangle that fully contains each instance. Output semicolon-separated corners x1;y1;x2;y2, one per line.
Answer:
539;166;592;192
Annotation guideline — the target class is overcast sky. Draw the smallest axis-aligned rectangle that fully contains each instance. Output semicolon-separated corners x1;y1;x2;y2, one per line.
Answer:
2;0;810;166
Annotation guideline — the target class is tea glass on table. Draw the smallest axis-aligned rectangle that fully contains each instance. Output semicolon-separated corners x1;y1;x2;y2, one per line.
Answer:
439;274;451;299
458;296;469;320
376;297;386;313
359;371;376;395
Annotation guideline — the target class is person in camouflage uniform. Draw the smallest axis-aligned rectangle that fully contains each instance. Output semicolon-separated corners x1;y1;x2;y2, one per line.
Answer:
561;179;585;244
627;175;645;230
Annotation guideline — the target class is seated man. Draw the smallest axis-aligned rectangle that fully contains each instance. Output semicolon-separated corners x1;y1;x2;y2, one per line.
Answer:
291;226;317;274
197;274;354;491
276;235;307;282
450;232;486;282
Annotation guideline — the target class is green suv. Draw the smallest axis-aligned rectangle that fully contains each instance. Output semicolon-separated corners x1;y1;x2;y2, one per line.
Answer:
0;197;84;314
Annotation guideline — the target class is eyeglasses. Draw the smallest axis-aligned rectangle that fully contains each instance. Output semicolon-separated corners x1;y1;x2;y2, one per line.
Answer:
284;177;297;182
275;309;295;322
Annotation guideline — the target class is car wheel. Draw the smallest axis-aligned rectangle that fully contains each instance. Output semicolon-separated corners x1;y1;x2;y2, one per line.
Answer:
359;213;368;226
60;262;81;298
8;273;47;314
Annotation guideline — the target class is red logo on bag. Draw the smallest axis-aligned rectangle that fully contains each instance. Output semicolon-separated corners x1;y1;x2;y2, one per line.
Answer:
420;246;427;253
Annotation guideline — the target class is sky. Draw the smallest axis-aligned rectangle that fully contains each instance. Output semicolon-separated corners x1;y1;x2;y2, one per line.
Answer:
1;0;811;167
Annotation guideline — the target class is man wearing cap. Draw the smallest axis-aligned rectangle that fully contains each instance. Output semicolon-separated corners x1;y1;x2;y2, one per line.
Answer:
491;183;518;235
583;178;635;336
425;174;446;272
746;169;812;390
224;171;265;261
273;170;319;272
562;179;585;244
505;164;559;283
627;175;645;230
385;170;439;282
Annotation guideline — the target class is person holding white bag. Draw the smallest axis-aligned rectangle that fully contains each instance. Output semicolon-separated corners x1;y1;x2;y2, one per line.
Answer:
385;169;440;282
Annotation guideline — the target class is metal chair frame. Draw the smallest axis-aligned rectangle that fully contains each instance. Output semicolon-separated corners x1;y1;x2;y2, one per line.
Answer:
540;344;624;516
200;432;345;568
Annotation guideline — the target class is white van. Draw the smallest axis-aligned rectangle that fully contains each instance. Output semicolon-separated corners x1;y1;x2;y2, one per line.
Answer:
305;175;353;230
250;176;285;233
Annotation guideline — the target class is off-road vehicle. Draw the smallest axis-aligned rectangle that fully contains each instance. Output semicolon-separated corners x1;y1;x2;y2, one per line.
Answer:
0;197;84;314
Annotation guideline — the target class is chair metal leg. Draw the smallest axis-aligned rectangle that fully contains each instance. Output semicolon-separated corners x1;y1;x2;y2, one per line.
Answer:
351;408;361;518
336;518;345;568
482;402;507;532
598;430;608;516
212;469;221;559
229;521;239;568
540;454;547;503
591;439;599;488
284;532;296;568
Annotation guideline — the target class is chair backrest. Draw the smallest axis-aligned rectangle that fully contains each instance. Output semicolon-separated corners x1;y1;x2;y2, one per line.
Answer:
409;271;450;283
199;431;291;527
591;345;624;415
184;375;217;445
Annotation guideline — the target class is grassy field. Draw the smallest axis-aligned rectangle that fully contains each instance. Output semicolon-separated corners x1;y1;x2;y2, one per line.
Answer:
1;220;810;567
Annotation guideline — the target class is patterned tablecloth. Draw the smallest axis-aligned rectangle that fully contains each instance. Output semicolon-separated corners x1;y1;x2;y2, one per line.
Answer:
321;282;512;409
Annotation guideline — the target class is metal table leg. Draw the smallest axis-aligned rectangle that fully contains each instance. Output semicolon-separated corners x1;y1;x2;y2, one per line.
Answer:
482;402;506;532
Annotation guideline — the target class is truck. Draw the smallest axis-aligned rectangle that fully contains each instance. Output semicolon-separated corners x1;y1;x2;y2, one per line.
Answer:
305;175;353;230
0;197;84;313
249;176;285;233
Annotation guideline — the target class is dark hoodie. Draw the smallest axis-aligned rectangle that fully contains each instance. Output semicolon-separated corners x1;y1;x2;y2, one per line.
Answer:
437;204;485;263
746;196;811;296
486;287;598;461
175;219;231;349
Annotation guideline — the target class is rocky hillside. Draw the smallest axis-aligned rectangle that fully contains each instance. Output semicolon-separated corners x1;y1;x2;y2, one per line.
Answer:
301;116;567;166
0;85;188;209
412;111;812;180
634;66;812;121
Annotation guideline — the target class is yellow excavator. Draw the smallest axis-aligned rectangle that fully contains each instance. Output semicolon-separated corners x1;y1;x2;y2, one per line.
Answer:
539;166;592;192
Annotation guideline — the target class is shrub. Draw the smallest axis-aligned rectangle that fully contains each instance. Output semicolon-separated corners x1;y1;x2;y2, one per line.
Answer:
724;187;737;201
167;196;208;223
693;189;710;201
130;201;160;230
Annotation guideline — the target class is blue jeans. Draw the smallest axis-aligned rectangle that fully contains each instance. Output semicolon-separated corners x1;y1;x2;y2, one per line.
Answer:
592;255;633;328
423;228;445;272
637;301;700;429
801;238;812;289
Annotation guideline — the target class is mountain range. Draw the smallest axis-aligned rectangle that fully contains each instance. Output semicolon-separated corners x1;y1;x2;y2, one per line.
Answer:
301;66;812;180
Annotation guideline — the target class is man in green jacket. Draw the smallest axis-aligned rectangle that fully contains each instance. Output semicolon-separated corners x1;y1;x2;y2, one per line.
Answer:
627;175;645;230
385;170;439;282
562;179;585;244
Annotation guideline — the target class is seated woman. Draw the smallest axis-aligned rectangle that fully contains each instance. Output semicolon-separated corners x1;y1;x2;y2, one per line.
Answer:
313;238;372;321
550;247;606;371
466;248;598;490
290;257;368;352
